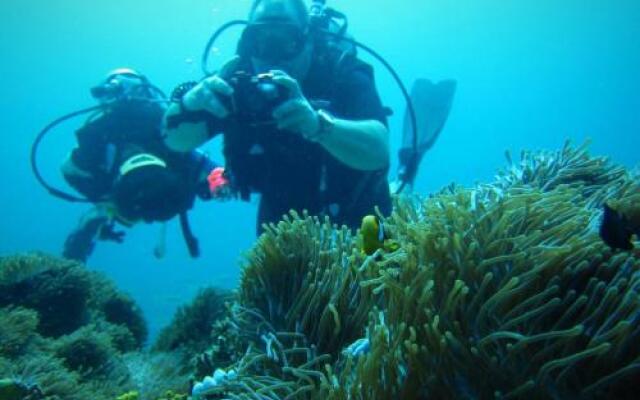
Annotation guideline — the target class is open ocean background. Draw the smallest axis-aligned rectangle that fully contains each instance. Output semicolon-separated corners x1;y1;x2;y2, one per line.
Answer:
1;0;638;341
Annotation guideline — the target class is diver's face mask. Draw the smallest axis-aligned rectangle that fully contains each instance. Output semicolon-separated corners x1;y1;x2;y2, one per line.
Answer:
90;70;154;104
240;22;309;64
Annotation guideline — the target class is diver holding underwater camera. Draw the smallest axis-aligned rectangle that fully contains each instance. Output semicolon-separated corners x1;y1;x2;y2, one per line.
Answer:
226;71;290;125
164;0;395;233
164;0;457;233
51;69;223;262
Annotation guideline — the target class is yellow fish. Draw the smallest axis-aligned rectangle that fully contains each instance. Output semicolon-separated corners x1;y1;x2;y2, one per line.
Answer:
360;215;399;255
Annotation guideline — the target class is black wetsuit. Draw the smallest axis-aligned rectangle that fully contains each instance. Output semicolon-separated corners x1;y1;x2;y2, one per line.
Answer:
174;48;392;233
62;101;214;262
66;102;211;200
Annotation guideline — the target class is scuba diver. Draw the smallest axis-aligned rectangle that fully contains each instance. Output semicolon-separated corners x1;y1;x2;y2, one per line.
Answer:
164;0;457;234
50;68;222;262
164;0;395;233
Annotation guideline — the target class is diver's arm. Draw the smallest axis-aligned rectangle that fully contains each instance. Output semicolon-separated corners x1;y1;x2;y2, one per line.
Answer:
315;117;390;171
318;64;392;170
271;70;390;171
162;103;213;152
272;99;390;169
163;58;240;152
162;76;234;152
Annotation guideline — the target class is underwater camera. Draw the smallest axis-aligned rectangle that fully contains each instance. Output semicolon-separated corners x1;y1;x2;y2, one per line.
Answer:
227;71;289;125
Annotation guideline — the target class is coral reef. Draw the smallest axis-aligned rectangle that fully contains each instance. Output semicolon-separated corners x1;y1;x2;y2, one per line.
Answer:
495;140;628;199
191;307;249;380
122;352;191;400
88;271;149;349
154;287;232;357
0;254;197;400
239;212;376;357
54;325;123;379
98;291;148;349
116;391;140;400
191;330;331;400
317;142;640;399
0;307;39;358
115;390;187;400
0;254;92;337
194;142;640;399
0;253;147;347
0;253;152;400
101;322;139;354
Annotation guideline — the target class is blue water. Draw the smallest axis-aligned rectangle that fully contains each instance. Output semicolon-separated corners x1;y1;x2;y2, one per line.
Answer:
1;0;638;340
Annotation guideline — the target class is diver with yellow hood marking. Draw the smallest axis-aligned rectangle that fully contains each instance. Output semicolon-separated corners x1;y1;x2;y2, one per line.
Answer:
54;69;225;262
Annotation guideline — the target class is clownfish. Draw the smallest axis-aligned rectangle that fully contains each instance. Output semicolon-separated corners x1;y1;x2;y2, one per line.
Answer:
360;215;399;255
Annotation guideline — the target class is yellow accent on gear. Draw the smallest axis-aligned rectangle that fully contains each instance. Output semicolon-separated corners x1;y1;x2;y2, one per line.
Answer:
119;153;166;176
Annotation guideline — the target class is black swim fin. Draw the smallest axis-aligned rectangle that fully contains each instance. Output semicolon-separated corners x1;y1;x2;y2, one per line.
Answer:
396;79;457;191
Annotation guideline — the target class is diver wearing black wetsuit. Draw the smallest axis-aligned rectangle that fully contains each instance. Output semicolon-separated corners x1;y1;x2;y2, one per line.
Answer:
62;69;216;262
163;0;391;233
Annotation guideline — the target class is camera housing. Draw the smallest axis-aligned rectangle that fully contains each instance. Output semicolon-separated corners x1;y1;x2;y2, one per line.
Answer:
226;71;289;124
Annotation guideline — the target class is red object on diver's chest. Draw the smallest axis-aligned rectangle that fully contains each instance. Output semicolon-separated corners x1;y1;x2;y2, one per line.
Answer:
207;167;229;196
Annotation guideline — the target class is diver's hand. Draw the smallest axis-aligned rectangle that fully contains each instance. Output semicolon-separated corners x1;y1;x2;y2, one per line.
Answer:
271;70;320;139
98;223;126;243
182;75;234;119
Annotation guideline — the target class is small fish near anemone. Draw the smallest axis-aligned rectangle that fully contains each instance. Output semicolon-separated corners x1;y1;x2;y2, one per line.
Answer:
360;215;400;256
599;194;640;251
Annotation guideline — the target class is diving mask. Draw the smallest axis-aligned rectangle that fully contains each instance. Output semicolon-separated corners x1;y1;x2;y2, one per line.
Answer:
90;68;153;103
240;22;308;62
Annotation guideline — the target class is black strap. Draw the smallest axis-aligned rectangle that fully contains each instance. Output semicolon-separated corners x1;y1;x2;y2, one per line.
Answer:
31;105;105;203
165;81;225;133
179;211;200;258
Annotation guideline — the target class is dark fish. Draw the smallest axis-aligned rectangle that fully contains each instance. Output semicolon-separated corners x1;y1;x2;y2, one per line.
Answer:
600;203;637;250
